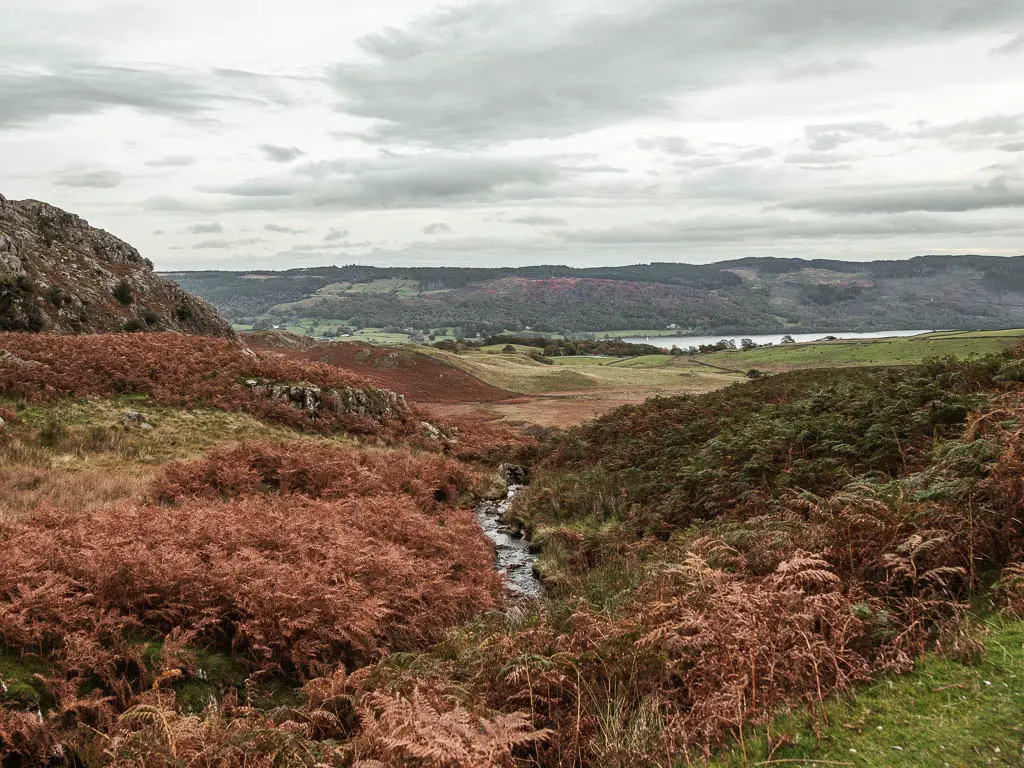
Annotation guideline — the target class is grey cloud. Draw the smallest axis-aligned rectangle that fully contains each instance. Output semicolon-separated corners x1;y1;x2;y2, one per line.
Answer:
510;214;568;226
805;122;901;151
189;222;223;234
914;114;1024;149
783;178;1024;214
192;238;267;250
329;0;1024;146
185;152;606;212
260;144;305;163
784;151;859;167
55;169;123;189
999;141;1024;152
992;33;1024;55
265;223;309;234
145;155;195;168
559;213;1006;245
0;65;274;129
423;222;453;235
777;58;871;81
283;241;372;253
807;132;849;151
324;227;350;242
739;147;776;161
637;136;694;156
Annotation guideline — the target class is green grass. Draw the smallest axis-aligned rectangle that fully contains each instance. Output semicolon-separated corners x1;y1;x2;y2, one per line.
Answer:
340;278;422;296
3;396;308;463
0;653;50;709
423;347;732;395
550;356;618;367
480;343;547;354
703;331;1022;369
710;616;1024;768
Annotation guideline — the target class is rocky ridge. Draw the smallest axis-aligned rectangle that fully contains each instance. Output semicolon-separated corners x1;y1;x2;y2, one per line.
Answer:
0;194;232;337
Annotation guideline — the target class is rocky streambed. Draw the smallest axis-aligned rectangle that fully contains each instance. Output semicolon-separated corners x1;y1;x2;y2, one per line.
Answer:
475;468;542;599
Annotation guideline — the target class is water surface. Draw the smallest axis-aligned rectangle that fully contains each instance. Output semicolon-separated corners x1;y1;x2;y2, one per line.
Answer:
475;486;542;600
622;330;932;350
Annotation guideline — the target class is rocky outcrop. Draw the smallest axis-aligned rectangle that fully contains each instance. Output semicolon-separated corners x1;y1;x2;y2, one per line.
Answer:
0;193;233;337
242;378;408;421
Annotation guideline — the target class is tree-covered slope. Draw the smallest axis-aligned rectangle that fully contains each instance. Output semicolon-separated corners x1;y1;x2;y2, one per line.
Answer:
168;254;1024;335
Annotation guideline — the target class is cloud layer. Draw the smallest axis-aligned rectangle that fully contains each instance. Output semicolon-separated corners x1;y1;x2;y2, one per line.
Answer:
1;0;1022;270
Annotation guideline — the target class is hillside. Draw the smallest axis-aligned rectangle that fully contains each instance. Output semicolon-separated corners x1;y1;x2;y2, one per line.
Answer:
1;195;232;337
169;255;1024;337
246;331;517;404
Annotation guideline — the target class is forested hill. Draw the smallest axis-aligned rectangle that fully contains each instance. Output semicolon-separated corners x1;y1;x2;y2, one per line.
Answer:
166;254;1024;336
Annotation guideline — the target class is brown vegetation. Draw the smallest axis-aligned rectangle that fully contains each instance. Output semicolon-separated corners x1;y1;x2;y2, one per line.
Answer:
5;340;1024;766
0;332;414;436
250;336;517;404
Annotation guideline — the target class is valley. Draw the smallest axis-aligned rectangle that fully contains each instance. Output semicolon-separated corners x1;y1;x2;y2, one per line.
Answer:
3;197;1024;768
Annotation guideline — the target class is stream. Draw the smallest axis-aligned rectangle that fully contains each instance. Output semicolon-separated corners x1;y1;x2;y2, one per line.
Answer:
475;483;543;599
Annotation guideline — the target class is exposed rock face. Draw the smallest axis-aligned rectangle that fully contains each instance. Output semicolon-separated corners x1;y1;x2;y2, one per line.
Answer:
0;194;233;337
242;378;409;421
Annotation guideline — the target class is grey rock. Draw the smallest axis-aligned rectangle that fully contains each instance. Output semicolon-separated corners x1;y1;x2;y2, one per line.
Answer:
0;194;233;337
122;410;153;429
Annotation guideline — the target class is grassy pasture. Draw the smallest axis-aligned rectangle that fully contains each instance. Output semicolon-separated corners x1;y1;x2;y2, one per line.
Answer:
703;329;1023;369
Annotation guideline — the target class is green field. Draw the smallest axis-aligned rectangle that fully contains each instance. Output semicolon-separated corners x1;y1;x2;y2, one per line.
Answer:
703;330;1024;370
712;616;1024;768
424;347;737;395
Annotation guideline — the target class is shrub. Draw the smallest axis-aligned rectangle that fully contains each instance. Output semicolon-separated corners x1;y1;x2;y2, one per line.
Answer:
0;493;501;678
43;286;69;307
113;280;134;306
152;440;474;511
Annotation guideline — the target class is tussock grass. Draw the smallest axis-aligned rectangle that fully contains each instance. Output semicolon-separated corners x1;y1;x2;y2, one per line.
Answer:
0;397;301;519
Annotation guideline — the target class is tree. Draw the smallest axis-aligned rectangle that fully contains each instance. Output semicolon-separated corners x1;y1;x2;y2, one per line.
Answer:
741;338;757;350
780;334;796;345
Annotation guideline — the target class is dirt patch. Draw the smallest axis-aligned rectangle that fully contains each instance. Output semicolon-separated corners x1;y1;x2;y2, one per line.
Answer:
422;390;665;428
247;339;517;405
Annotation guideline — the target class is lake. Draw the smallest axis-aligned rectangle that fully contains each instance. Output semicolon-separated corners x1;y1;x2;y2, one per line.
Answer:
621;330;933;350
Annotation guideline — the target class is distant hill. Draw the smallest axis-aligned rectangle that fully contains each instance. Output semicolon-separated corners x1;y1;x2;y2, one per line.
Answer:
166;256;1024;336
1;194;232;337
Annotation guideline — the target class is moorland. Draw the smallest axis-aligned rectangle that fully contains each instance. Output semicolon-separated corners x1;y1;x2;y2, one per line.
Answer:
2;198;1024;767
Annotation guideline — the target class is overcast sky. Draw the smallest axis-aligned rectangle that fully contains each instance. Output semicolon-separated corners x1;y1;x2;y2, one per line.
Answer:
2;0;1023;270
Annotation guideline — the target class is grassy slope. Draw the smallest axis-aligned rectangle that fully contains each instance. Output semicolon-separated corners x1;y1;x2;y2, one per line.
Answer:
424;347;739;395
0;396;309;520
711;617;1024;768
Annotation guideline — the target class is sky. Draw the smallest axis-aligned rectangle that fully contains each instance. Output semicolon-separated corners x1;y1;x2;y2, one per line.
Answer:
1;0;1023;271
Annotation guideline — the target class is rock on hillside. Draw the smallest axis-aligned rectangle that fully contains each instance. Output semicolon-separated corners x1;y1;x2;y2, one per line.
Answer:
0;194;233;337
